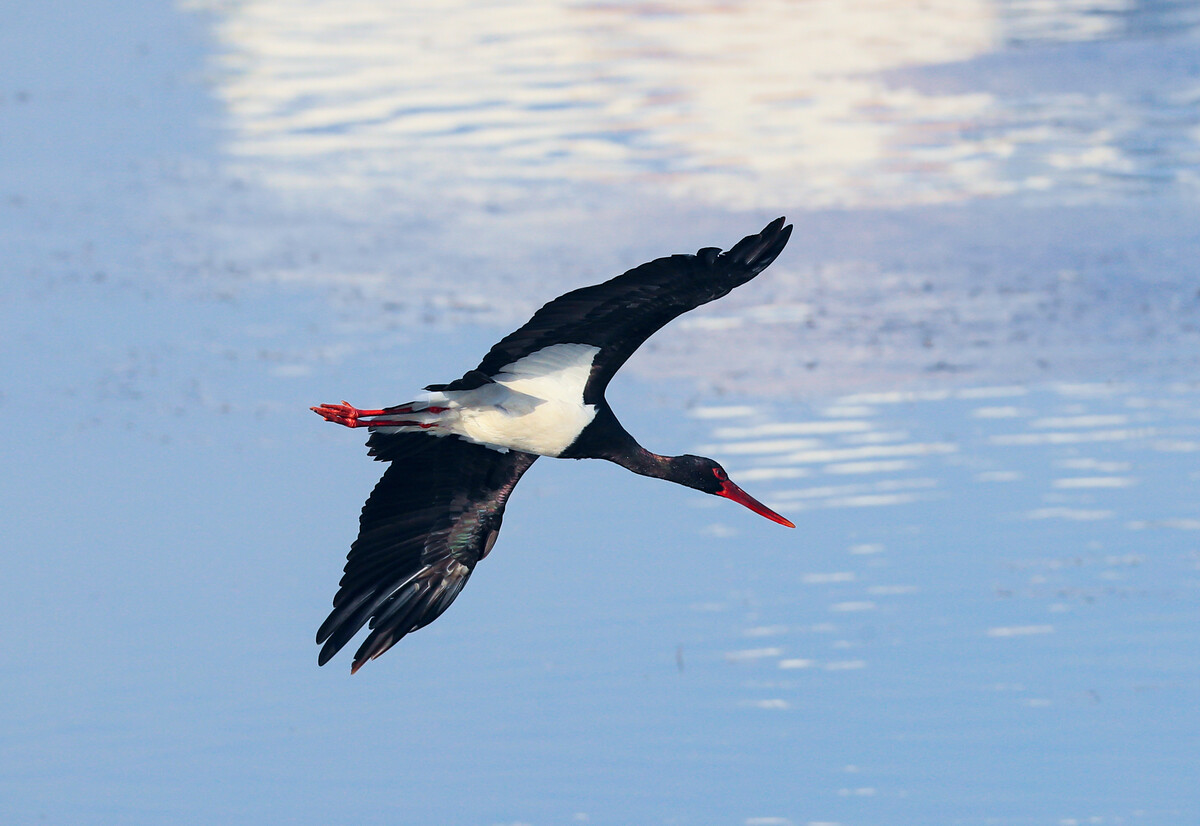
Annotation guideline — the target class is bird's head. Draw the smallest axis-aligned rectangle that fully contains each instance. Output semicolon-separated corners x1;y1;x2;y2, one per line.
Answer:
674;455;795;528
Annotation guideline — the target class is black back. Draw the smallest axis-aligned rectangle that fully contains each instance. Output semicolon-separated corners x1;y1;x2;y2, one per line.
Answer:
430;217;792;403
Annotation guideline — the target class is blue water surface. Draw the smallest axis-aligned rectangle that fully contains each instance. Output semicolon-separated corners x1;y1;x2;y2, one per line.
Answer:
2;2;1198;824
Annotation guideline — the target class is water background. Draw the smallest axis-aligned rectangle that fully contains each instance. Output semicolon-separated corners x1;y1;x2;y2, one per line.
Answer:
2;2;1198;823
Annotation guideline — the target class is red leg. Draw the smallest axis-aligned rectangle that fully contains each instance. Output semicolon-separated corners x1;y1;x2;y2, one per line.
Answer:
311;401;437;429
310;401;399;428
311;401;364;428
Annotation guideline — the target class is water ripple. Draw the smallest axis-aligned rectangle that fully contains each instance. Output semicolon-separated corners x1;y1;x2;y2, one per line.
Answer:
198;0;1200;207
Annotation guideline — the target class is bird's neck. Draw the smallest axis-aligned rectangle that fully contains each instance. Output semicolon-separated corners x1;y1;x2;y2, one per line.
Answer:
598;431;693;487
565;407;682;482
607;444;678;483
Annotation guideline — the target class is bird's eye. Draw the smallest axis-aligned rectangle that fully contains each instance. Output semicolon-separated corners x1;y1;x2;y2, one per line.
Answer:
712;467;727;481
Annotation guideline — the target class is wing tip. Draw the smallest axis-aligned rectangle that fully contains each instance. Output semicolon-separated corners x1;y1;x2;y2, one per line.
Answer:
721;216;792;275
316;645;367;674
315;627;378;673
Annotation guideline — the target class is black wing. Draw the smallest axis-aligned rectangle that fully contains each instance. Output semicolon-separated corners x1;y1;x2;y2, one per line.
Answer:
317;432;537;672
429;217;792;402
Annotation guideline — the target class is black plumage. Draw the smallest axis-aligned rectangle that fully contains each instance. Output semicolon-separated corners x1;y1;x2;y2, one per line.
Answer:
317;433;536;673
431;216;791;403
315;218;793;672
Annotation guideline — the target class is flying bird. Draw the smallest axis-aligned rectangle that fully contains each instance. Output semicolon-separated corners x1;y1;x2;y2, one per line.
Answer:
312;217;795;672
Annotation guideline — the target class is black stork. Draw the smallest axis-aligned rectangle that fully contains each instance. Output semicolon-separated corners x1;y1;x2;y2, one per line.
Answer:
312;217;795;672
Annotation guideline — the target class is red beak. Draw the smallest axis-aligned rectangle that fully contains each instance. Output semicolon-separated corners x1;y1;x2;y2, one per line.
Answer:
717;479;795;528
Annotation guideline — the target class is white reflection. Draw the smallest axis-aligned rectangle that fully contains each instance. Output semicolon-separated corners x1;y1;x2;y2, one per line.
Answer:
976;470;1023;482
840;430;911;445
824;659;868;671
991;428;1155;445
1057;458;1132;472
744;625;790;637
973;406;1027;418
712;421;871;439
194;0;1200;207
198;0;995;206
725;647;784;663
987;624;1054;637
830;601;875;612
689;405;756;420
1032;414;1130;428
802;572;856;584
740;700;791;711
733;467;812;482
1153;439;1200;452
867;585;918;595
699;383;1200;569
956;386;1030;399
699;438;824;455
823;493;922;508
771;478;937;502
824;459;915;474
837;787;877;797
1127;518;1200;530
779;443;957;463
840;390;953;405
778;658;814;670
1026;506;1114;520
1052;476;1136;488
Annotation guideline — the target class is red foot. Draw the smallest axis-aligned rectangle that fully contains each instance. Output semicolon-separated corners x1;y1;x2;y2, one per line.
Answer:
311;401;371;428
311;401;434;429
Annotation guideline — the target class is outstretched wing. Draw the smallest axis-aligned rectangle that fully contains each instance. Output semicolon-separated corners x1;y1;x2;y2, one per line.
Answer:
317;432;537;672
429;217;792;402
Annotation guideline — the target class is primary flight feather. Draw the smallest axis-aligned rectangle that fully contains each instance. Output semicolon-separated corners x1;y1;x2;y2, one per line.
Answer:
313;217;794;672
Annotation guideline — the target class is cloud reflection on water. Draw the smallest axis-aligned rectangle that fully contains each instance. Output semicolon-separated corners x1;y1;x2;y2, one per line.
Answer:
689;381;1199;770
694;380;1198;520
196;0;1200;207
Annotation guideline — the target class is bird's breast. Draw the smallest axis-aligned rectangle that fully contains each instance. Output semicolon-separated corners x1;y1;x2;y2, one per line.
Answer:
435;342;602;456
455;396;597;456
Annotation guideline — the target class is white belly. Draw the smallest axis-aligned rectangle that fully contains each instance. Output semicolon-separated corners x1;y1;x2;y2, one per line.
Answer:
456;393;597;456
375;343;601;457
